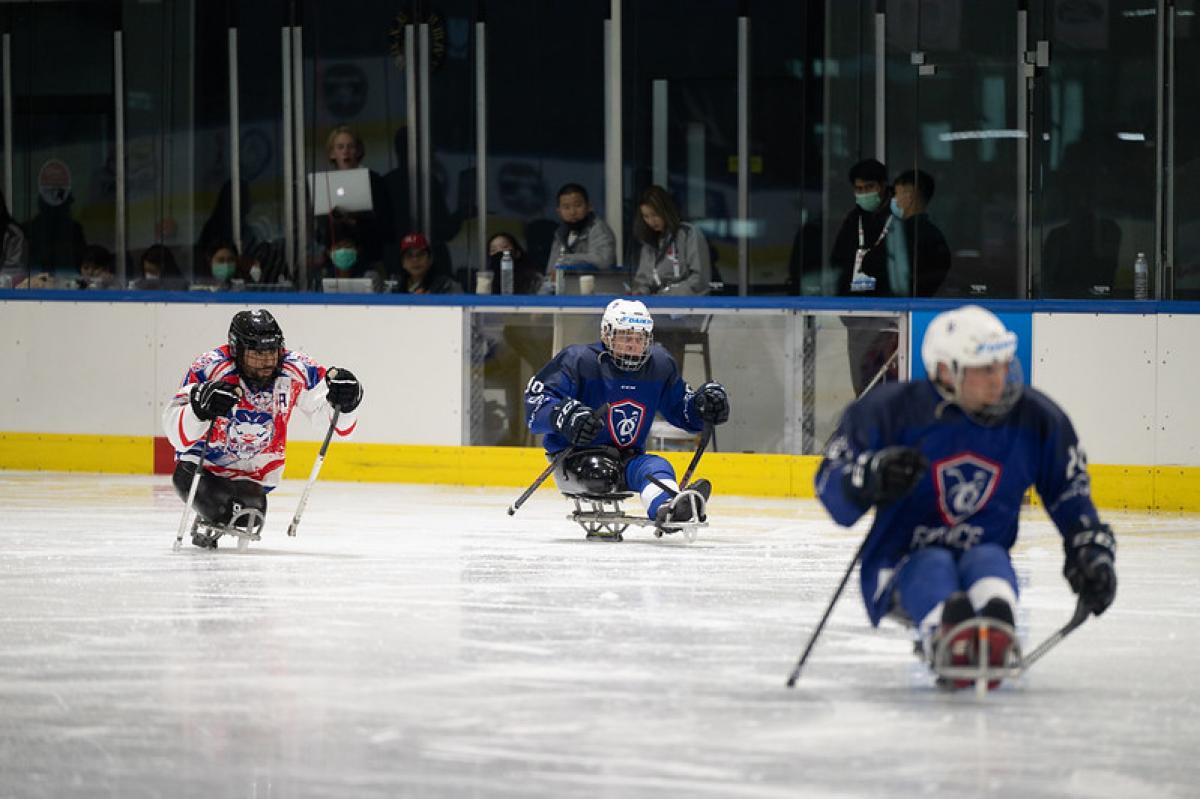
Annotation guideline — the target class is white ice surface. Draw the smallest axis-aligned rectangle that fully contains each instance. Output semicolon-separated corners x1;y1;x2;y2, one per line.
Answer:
0;472;1198;798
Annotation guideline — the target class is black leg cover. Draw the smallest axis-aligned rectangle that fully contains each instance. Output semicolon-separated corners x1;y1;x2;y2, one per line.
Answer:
173;461;267;525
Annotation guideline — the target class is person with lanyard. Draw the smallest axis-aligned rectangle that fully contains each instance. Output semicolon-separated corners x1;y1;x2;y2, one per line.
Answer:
829;159;901;396
831;158;897;297
631;184;712;296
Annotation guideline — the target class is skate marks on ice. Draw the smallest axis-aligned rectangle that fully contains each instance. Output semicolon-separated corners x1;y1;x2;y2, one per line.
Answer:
0;473;1197;798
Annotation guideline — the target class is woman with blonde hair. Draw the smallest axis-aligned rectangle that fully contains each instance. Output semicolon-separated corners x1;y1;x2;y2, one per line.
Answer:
326;125;365;170
631;184;711;296
316;124;393;269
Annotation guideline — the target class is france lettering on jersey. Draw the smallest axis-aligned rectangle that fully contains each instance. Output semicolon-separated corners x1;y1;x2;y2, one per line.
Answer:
162;345;358;488
815;380;1102;626
525;342;703;452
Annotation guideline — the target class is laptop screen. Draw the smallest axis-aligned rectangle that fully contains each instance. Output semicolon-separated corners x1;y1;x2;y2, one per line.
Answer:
321;277;376;294
309;168;374;215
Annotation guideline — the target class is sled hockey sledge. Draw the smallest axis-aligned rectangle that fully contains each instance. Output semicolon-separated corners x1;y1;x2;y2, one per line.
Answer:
929;615;1024;695
566;486;709;543
189;506;267;551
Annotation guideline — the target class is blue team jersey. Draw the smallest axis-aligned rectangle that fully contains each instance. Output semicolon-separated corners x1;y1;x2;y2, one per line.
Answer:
815;380;1103;625
525;342;703;452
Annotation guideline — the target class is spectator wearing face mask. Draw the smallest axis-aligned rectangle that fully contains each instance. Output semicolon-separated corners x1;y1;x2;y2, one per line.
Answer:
486;232;542;295
321;221;383;292
541;183;616;294
204;240;243;290
130;243;189;291
77;244;116;290
830;158;894;297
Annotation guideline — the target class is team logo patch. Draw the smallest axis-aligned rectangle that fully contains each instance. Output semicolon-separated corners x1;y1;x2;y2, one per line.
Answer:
608;400;647;449
227;409;275;459
933;453;1002;525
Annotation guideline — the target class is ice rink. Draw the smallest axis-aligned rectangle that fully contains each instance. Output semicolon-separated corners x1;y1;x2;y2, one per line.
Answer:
1;472;1198;798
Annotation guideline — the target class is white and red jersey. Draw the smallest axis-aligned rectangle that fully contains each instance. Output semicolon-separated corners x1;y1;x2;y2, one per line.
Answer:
162;345;358;488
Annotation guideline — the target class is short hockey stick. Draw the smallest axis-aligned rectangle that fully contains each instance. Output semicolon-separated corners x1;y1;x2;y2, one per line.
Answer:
287;409;341;537
679;423;714;489
174;425;216;552
507;447;572;516
507;403;610;516
785;533;870;688
1020;596;1091;672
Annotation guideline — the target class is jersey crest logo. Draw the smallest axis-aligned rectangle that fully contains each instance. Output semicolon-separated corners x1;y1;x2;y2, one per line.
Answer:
608;399;647;449
933;453;1003;525
227;409;275;459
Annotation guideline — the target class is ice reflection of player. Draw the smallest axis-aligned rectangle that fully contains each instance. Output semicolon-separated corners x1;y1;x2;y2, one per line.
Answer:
815;305;1117;689
162;309;364;548
524;299;731;533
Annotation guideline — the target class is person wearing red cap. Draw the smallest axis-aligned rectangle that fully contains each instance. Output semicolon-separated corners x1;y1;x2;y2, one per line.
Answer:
396;231;461;293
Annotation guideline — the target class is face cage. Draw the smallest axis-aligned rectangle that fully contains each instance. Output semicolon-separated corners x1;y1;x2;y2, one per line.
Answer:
945;357;1024;425
603;329;653;371
237;346;284;390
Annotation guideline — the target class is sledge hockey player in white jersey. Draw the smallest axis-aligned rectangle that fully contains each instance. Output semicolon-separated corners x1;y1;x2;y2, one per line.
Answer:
163;309;363;548
815;305;1116;689
524;298;730;540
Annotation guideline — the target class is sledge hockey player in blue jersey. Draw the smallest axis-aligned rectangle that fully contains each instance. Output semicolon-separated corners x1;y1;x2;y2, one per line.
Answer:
815;304;1116;688
524;298;730;540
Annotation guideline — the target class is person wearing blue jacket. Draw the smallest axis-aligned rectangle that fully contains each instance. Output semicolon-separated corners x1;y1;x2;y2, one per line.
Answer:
815;304;1117;683
525;299;730;528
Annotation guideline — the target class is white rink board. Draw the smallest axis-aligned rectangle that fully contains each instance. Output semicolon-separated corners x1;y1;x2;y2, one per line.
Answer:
1154;314;1200;465
2;301;159;436
4;300;1200;464
1;302;466;445
1032;313;1158;466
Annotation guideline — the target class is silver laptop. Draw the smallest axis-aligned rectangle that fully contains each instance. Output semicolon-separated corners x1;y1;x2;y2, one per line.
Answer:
309;168;373;215
321;277;376;294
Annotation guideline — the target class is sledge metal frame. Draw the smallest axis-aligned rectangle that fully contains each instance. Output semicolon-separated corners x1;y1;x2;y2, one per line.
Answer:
566;489;708;543
190;507;267;552
930;617;1025;696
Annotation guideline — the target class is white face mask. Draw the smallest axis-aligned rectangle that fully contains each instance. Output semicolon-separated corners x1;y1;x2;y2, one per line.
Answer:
249;264;263;283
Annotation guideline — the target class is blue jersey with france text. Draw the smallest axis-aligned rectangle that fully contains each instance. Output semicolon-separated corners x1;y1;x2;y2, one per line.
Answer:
815;380;1104;626
525;342;703;452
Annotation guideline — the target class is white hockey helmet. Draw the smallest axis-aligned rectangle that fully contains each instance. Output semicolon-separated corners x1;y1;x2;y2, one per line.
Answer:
921;304;1022;421
600;298;654;371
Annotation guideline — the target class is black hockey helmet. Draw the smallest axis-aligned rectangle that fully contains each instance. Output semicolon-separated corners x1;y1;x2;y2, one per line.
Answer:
228;309;284;388
558;449;622;496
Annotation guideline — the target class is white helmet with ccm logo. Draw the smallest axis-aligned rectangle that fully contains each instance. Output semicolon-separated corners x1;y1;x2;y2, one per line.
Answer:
921;304;1022;422
600;299;654;371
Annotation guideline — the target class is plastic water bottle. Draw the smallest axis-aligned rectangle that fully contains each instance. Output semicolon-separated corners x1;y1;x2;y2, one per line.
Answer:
500;250;514;295
1133;252;1149;299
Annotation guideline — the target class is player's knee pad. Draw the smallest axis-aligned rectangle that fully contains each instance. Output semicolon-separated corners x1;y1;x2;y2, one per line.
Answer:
557;447;623;496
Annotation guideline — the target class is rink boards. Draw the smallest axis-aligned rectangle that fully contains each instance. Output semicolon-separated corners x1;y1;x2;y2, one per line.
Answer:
1;295;1198;511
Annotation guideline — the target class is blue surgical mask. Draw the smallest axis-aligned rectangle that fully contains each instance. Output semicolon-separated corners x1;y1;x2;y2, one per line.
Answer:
890;197;904;219
855;191;882;213
212;260;236;281
331;247;357;270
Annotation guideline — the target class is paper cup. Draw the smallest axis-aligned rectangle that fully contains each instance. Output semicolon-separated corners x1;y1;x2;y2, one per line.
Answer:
579;275;595;295
475;271;493;295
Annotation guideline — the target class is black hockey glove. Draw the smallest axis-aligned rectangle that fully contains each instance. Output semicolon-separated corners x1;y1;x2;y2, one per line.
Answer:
846;446;928;507
694;382;730;425
1063;525;1117;616
325;367;363;413
190;380;241;422
553;399;604;446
